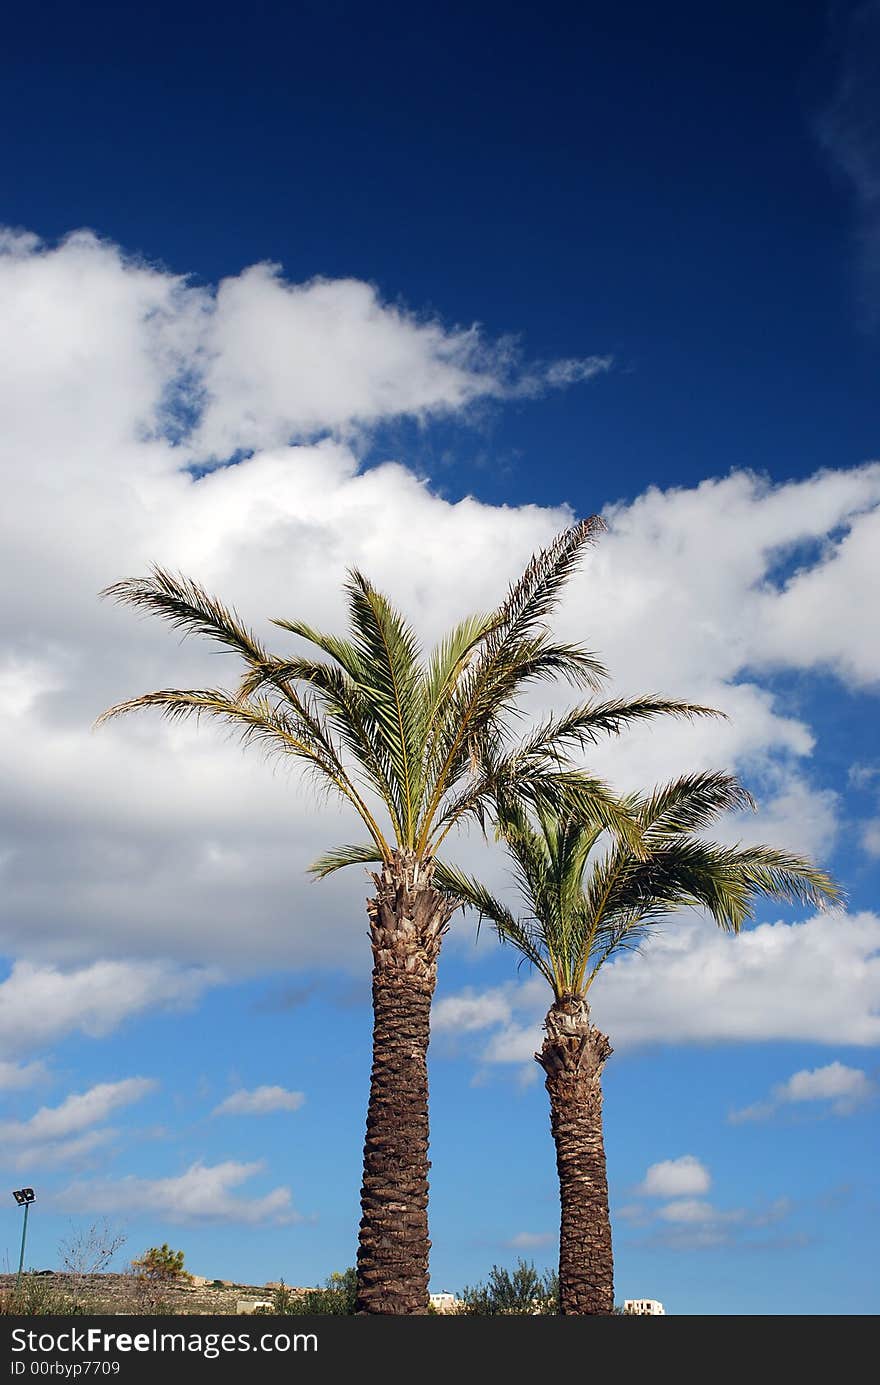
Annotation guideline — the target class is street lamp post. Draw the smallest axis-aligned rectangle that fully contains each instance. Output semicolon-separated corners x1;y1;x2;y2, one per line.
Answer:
12;1189;35;1284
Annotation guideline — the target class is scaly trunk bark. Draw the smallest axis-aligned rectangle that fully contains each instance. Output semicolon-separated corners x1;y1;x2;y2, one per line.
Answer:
355;851;457;1315
537;994;614;1315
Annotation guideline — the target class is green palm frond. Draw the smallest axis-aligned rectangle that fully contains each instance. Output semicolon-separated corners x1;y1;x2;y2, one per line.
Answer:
102;568;269;665
637;771;756;836
269;620;367;681
343;570;426;846
96;687;392;857
309;843;385;880
432;860;555;986
439;771;841;1002
422;613;496;728
717;844;841;911
489;515;606;652
415;518;607;852
519;697;724;763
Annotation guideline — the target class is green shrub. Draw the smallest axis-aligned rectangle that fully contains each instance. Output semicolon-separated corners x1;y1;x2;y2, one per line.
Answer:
457;1259;559;1315
0;1275;87;1316
266;1268;357;1315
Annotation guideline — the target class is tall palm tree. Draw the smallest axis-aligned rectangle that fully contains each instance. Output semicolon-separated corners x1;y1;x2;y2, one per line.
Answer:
97;518;714;1313
436;772;841;1315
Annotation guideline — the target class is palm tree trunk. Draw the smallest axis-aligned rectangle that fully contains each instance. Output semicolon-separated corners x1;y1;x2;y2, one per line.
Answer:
537;995;614;1315
355;851;457;1314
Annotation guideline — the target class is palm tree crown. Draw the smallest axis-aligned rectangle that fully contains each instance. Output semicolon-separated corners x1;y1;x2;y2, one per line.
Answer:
436;770;842;998
97;519;717;871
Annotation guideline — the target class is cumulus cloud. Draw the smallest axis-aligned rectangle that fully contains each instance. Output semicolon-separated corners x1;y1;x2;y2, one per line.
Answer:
0;961;215;1056
4;1129;116;1174
622;1158;793;1250
432;989;513;1034
0;1078;156;1174
212;1085;305;1117
729;1061;877;1123
636;1155;711;1199
0;1060;46;1090
505;1231;556;1249
0;1078;157;1144
58;1159;300;1225
591;911;880;1048
0;226;877;989
439;910;880;1064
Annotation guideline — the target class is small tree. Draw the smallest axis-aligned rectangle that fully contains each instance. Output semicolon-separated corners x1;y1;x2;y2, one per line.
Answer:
60;1220;127;1278
268;1268;357;1316
132;1244;191;1284
458;1260;559;1315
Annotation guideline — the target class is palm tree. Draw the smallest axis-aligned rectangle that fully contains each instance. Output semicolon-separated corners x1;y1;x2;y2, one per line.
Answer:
436;772;841;1315
97;518;714;1313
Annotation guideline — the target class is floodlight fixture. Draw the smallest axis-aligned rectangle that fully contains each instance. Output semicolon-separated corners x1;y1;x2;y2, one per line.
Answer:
12;1188;35;1281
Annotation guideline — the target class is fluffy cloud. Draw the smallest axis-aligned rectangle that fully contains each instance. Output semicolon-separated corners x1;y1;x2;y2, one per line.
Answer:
212;1085;305;1117
505;1231;556;1250
0;1078;157;1174
4;1130;116;1175
432;989;513;1035
58;1160;299;1225
190;263;612;457
636;1155;711;1199
0;1078;156;1145
0;961;215;1056
0;1060;46;1090
439;910;880;1064
729;1062;877;1123
0;226;877;987
621;1158;794;1250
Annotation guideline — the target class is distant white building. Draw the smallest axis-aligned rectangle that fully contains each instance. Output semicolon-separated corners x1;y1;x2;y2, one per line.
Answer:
624;1298;665;1315
430;1291;460;1313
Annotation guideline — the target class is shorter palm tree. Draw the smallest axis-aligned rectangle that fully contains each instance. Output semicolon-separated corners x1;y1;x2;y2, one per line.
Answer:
437;771;841;1315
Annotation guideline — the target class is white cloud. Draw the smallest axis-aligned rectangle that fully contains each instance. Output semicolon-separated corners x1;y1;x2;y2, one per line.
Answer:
442;911;880;1061
636;1155;711;1199
0;225;877;989
862;820;880;857
432;989;513;1034
0;1060;46;1090
730;1061;876;1123
591;911;880;1048
212;1085;305;1117
780;1061;873;1104
623;1158;794;1250
5;1129;116;1174
505;1231;556;1249
0;961;215;1056
0;1078;157;1144
656;1198;727;1224
59;1159;299;1225
192;266;606;457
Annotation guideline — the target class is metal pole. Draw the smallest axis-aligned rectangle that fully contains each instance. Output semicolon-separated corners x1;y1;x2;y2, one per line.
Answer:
16;1200;30;1283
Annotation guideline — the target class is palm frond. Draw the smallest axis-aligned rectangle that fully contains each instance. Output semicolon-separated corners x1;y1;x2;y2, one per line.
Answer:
519;697;723;764
309;842;385;879
489;515;606;651
637;771;756;836
102;569;269;665
270;620;366;682
720;845;842;911
344;569;425;846
415;519;607;851
433;860;555;986
96;688;392;857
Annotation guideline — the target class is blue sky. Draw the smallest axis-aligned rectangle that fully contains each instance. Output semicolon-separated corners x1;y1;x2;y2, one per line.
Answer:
0;1;878;1314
